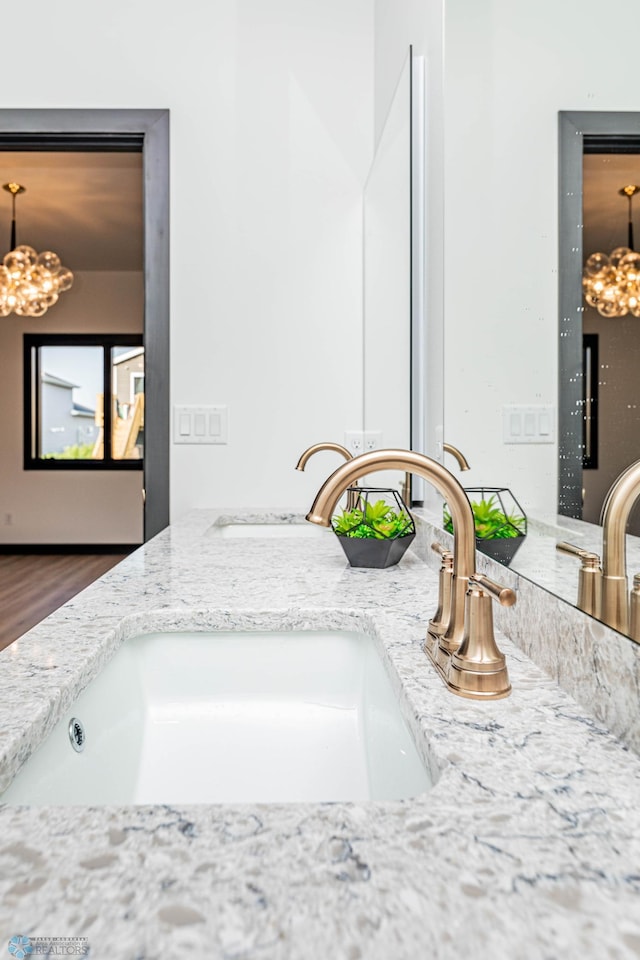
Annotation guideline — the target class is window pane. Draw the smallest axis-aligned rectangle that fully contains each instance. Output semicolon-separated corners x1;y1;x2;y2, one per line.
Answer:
111;346;145;460
39;346;103;460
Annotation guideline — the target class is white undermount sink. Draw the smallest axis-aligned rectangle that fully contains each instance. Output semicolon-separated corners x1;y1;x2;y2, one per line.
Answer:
1;628;432;805
210;522;328;539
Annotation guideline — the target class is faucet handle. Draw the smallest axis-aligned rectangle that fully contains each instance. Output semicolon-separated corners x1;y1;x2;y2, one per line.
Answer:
556;540;589;558
469;573;516;607
431;541;450;558
556;542;602;618
444;573;513;700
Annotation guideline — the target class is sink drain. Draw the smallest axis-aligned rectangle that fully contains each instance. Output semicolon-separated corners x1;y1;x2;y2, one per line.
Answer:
68;717;85;753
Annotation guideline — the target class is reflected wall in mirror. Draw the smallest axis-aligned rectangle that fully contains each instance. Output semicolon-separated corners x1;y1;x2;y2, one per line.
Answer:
363;46;434;502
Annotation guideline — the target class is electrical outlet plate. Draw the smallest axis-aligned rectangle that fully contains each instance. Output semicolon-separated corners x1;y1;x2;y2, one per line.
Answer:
344;431;364;454
345;430;382;455
364;430;381;451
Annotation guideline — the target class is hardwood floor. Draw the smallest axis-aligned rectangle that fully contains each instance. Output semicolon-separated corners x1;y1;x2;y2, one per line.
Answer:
0;552;132;651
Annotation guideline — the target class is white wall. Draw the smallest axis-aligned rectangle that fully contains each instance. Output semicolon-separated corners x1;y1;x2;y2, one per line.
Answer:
1;0;374;528
0;272;144;544
443;0;640;517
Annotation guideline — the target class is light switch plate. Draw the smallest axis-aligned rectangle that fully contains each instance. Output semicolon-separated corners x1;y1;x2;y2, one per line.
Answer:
503;404;555;444
173;405;228;444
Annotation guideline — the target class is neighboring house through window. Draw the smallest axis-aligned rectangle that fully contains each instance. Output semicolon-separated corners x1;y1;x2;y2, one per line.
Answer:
24;334;144;469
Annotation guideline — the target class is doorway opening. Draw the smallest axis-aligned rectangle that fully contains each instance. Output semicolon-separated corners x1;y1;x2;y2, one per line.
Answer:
559;112;640;534
0;110;169;549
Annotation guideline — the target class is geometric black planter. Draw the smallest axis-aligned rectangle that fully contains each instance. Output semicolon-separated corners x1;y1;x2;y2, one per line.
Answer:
335;531;416;569
476;533;526;566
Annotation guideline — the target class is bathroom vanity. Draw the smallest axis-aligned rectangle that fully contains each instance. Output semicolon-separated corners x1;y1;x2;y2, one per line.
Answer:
1;509;640;959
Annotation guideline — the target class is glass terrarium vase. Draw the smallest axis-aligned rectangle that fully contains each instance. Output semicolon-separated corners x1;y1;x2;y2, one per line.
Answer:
443;486;527;566
332;486;416;569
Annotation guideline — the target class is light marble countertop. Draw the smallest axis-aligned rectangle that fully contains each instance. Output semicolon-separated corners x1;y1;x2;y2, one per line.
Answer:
1;509;640;960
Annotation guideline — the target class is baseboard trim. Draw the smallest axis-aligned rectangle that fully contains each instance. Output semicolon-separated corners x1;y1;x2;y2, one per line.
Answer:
0;544;140;555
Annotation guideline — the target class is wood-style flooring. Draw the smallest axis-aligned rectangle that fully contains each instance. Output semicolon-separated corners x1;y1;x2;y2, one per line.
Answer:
0;552;131;652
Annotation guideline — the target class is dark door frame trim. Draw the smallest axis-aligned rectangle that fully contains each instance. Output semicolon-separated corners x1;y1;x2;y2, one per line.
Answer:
0;109;170;541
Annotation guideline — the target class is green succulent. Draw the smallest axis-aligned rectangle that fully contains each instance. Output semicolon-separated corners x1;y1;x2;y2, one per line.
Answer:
443;495;526;541
333;498;413;540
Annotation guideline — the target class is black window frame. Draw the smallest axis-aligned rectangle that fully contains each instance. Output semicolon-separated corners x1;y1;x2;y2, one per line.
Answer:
24;333;144;471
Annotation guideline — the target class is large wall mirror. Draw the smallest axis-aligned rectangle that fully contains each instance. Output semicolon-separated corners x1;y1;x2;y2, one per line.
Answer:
439;1;640;647
559;113;640;535
363;47;435;502
440;107;640;646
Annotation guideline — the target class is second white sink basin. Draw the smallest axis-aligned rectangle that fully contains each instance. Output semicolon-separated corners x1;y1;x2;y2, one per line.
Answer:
1;628;433;806
211;522;328;539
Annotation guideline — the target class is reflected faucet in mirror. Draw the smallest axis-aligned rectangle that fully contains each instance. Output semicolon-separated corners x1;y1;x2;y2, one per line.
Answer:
557;458;640;641
443;442;471;472
305;448;515;700
295;441;359;510
401;442;470;509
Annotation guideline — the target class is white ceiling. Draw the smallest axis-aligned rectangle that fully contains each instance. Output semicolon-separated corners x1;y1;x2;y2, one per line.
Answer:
0;151;143;273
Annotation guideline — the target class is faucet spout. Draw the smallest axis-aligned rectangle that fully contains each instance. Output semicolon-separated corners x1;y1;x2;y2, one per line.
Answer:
443;442;471;472
296;442;358;510
295;441;353;471
600;458;640;634
306;448;476;649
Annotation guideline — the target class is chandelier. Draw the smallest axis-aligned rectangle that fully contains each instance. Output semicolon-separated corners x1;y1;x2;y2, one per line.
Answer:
0;181;73;318
582;184;640;318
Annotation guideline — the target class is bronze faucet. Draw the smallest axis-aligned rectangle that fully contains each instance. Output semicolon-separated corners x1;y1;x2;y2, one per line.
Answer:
443;442;471;472
600;458;640;636
401;442;469;506
556;457;640;640
295;441;353;471
296;441;359;510
305;448;514;699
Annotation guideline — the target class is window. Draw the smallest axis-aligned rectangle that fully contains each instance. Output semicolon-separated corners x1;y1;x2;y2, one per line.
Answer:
24;334;144;469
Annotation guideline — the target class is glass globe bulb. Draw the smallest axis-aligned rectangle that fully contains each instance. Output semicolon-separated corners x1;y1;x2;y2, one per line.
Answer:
27;300;47;317
585;251;610;277
13;245;37;268
36;251;61;274
619;251;640;276
55;267;73;292
4;250;28;276
598;298;626;317
610;246;632;268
